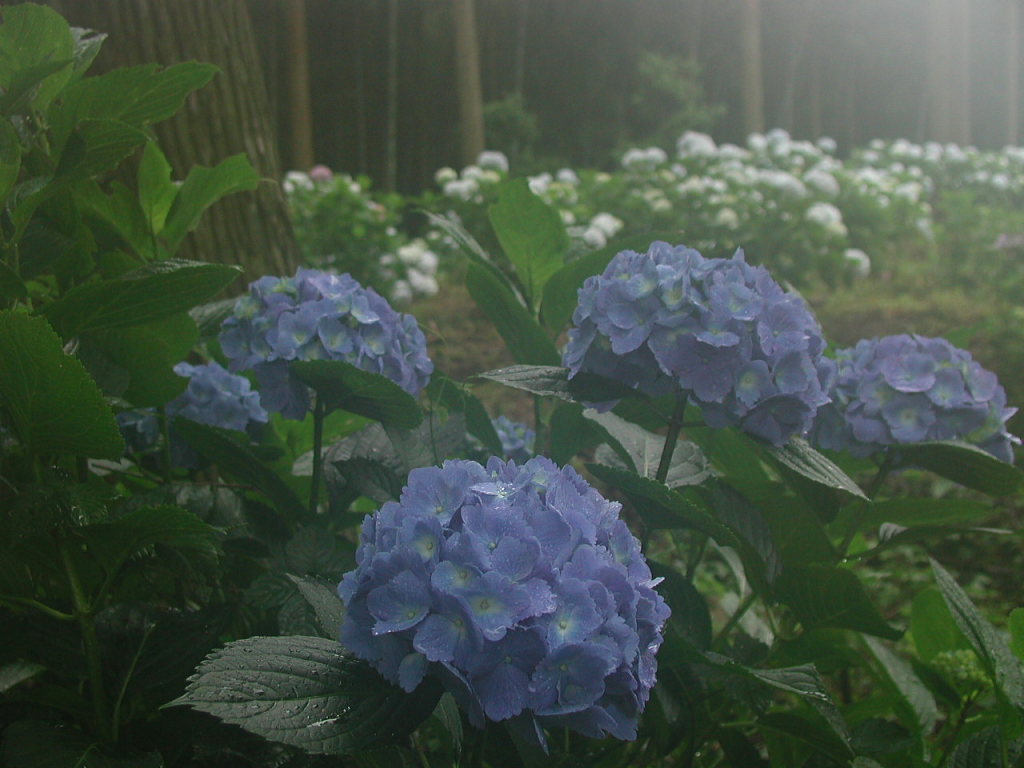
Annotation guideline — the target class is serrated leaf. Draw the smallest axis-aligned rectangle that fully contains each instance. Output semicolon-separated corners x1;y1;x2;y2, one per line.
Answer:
0;4;74;114
649;561;712;650
68;26;105;84
138;141;176;236
893;441;1021;496
161;154;261;252
773;565;902;640
466;264;560;366
290;359;422;429
703;482;781;584
42;259;240;339
81;505;220;575
174;419;306;523
287;575;346;640
931;558;1024;712
864;497;996;530
0;259;28;302
427;373;501;456
174;635;441;755
539;243;615;332
758;711;853;765
765;437;867;501
862;636;939;734
488;178;568;309
583;408;711;486
910;586;971;661
0;310;123;458
385;411;467;473
947;726;1017;768
332;456;403;504
56;118;148;181
0;661;45;693
476;364;635;403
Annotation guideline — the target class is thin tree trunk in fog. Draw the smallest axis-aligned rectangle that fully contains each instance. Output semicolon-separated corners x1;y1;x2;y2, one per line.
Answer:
513;0;529;96
353;2;368;175
927;0;972;144
453;0;486;165
1007;0;1020;145
285;0;314;170
384;0;399;190
739;0;765;135
44;0;299;282
684;0;705;62
777;0;815;134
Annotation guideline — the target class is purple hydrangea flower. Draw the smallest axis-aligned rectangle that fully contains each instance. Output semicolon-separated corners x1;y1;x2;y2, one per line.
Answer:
563;242;833;444
219;269;433;418
491;416;536;463
811;334;1019;462
338;457;670;741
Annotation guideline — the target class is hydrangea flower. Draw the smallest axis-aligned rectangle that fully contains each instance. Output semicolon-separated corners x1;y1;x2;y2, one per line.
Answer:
116;361;268;466
338;457;670;741
491;416;535;463
563;242;834;445
811;335;1019;462
219;269;433;419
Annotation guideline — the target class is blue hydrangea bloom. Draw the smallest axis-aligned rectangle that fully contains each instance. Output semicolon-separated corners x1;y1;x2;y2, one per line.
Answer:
563;242;834;444
116;361;269;467
491;415;536;462
338;457;670;741
219;269;433;418
812;335;1019;462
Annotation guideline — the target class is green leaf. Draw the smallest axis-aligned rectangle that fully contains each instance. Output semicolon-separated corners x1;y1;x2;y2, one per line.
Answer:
161;154;261;252
385;411;467;473
862;636;940;735
758;711;853;765
68;26;105;84
910;586;971;661
137;141;177;236
1010;608;1024;661
173;419;306;523
332;457;403;504
893;441;1021;496
81;505;220;576
488;177;568;309
465;264;560;366
583;408;711;487
0;4;74;114
42;259;240;339
702;482;781;585
75;179;150;256
773;565;902;640
539;244;615;332
947;726;1018;768
0;310;123;458
765;437;868;502
0;720;163;768
476;364;635;403
56;118;148;181
0;259;28;302
290;359;422;429
0;661;45;694
864;497;996;530
428;373;502;455
287;575;347;640
174;635;441;755
931;557;1024;712
0;117;20;205
649;561;712;650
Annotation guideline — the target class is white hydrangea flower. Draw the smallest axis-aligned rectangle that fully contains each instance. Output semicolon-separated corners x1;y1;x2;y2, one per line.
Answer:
676;131;717;158
407;268;439;296
717;143;749;161
843;248;871;278
443;178;480;201
759;169;807;198
528;172;552;195
461;165;485;182
805;202;847;237
476;150;509;173
747;132;768;152
559;209;576;226
622;146;667;171
556;168;580;185
893;182;923;203
803;167;840;197
582;227;607;249
715;207;740;230
283;170;313;194
390;280;413;303
590;212;623;238
434;166;458;185
816;136;838;154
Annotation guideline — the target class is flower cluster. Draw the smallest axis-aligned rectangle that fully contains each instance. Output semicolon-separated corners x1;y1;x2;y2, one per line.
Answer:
338;457;670;740
491;415;535;463
219;269;433;419
563;242;833;445
812;335;1019;462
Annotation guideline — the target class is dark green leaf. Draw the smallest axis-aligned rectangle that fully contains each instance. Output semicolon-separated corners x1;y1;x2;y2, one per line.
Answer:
0;117;20;204
174;419;307;523
432;693;463;756
910;586;971;661
703;482;781;584
759;495;838;567
773;565;902;640
931;557;1024;712
137;140;176;236
81;505;220;575
290;359;422;429
765;437;868;501
0;720;163;768
863;636;940;734
466;264;560;365
1010;609;1024;661
332;456;403;503
0;661;45;693
548;403;609;466
161;154;261;252
947;726;1015;768
56;118;148;180
68;26;105;83
488;178;568;308
649;561;712;650
0;310;123;458
42;259;240;339
287;575;346;640
428;373;502;456
893;441;1021;496
0;4;74;113
476;364;635;403
0;259;28;302
864;497;996;529
385;411;466;472
758;711;853;765
539;245;615;332
173;635;441;755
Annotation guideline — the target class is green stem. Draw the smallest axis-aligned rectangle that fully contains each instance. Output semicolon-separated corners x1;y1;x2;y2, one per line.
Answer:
685;533;708;582
712;591;757;650
0;595;75;622
59;534;113;743
309;397;326;517
533;394;546;458
656;391;688;485
839;454;893;556
157;405;173;484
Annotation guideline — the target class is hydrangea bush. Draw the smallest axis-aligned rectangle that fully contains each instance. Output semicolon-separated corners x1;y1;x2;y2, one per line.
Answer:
338;456;670;740
563;241;833;445
219;268;433;418
813;334;1019;462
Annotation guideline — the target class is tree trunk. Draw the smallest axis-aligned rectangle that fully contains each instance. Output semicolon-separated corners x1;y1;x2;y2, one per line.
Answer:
384;0;399;190
42;0;299;283
285;0;314;170
739;0;765;135
1007;0;1020;145
927;0;972;144
452;0;486;165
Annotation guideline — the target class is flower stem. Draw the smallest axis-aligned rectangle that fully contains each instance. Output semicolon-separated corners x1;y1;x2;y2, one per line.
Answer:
712;591;757;650
533;394;546;458
309;397;327;517
59;533;113;743
839;453;893;556
656;391;688;485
